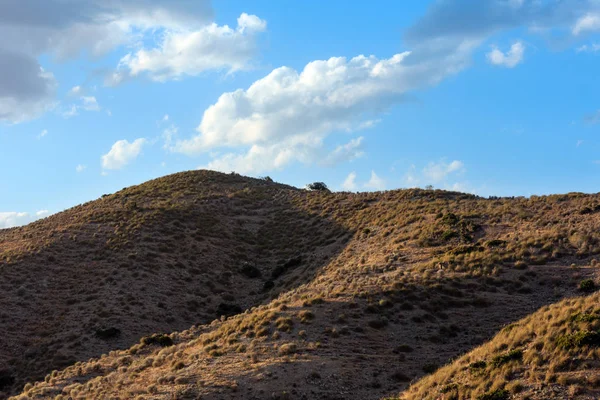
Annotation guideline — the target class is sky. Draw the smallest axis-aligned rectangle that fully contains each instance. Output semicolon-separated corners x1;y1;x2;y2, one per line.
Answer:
2;0;600;228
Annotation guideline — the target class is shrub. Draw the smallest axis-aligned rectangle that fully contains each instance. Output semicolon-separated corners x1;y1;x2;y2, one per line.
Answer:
477;389;509;400
579;279;596;292
276;317;294;332
278;343;297;355
305;182;330;192
571;312;600;322
393;344;413;353
141;334;174;347
216;303;242;317
490;349;522;368
95;327;121;340
422;363;438;374
557;330;600;349
442;230;459;241
239;262;261;279
0;370;15;390
469;360;487;372
298;310;315;323
368;318;388;329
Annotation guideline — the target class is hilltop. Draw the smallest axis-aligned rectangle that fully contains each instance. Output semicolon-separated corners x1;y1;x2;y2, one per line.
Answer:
2;170;600;399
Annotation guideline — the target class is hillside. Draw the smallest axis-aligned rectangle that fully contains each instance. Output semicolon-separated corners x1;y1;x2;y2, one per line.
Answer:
399;291;600;399
0;171;350;397
2;170;600;399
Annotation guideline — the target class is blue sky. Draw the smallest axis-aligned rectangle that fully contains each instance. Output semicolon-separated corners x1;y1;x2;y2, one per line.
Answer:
2;0;600;227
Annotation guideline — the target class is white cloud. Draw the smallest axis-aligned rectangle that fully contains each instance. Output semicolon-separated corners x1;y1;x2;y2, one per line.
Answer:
75;164;87;173
341;172;357;191
403;159;466;188
62;104;79;118
573;13;600;35
0;212;29;228
101;138;147;170
62;96;101;118
404;164;420;186
364;170;386;191
576;43;600;53
487;41;525;68
110;13;266;83
81;96;100;111
38;129;48;139
162;125;178;150
322;137;365;166
178;48;473;173
163;114;169;122
423;159;465;183
0;1;267;123
203;143;307;174
0;210;49;228
68;85;82;96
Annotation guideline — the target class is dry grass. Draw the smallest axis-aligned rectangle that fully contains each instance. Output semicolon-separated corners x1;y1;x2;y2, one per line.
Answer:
2;171;600;399
399;292;600;399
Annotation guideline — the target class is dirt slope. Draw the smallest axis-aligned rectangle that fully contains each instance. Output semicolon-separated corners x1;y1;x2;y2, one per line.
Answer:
3;171;600;399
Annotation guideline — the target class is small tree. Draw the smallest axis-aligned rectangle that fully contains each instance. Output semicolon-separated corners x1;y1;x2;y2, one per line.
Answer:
306;182;330;192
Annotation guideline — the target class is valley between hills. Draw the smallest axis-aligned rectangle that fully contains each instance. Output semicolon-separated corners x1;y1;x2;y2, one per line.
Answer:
1;170;599;399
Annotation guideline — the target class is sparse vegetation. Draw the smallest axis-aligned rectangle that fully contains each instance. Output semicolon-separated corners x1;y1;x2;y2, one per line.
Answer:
3;170;600;400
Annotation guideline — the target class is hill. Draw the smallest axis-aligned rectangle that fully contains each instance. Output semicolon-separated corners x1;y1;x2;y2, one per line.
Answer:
399;291;600;399
2;170;600;399
0;171;349;397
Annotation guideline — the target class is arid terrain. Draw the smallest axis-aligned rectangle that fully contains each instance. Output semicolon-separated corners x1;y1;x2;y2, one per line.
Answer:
2;170;600;399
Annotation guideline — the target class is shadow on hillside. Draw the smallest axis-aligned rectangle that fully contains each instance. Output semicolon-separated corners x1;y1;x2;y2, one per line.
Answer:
191;265;596;400
0;191;352;398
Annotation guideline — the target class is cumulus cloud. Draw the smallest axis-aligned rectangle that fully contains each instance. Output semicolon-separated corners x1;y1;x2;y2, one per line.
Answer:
403;159;466;190
38;129;48;139
81;96;100;111
573;12;600;35
162;125;178;150
178;0;600;174
364;171;386;191
68;86;82;96
0;1;266;123
0;210;50;229
341;172;357;191
322;137;365;166
487;41;525;67
0;50;57;123
0;0;206;123
75;164;87;173
423;160;465;183
62;96;101;118
101;138;147;170
178;49;473;173
112;13;267;83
